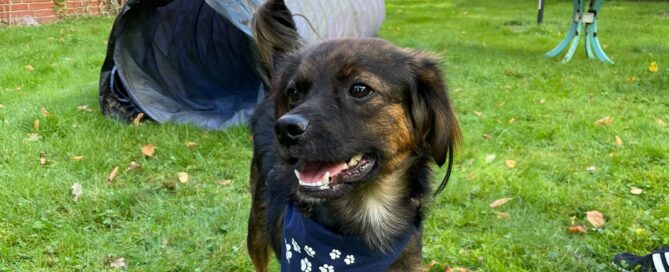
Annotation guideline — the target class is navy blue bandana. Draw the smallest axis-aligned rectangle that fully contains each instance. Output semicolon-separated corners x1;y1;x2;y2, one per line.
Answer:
280;203;415;272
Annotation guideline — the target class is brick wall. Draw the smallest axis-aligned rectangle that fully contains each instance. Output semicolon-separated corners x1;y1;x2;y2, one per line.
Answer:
0;0;103;26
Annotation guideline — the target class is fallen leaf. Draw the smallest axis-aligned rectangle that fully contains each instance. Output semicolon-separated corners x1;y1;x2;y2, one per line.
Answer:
141;144;155;157
40;107;50;117
39;152;47;166
177;172;189;183
567;224;587;234
508;118;515;124
615;136;623;146
466;174;476;181
107;166;119;182
586;210;606;228
185;141;197;149
71;156;84;161
630;187;643;195
505;160;516;169
24;64;34;72
127;161;141;171
0;104;5;109
422;259;437;272
77;105;92;112
109;257;126;269
24;133;42;142
626;76;638;83
494;210;511;219
485;154;496;163
657;118;666;127
538;98;545;104
648;61;658;73
132;113;144;126
489;197;512;208
473;111;483;117
33;119;40;131
71;183;83;202
586;165;596;173
594;116;613;126
217;179;233;186
481;134;491;140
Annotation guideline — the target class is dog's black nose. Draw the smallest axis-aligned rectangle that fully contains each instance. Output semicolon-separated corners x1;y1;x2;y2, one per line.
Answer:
275;114;309;143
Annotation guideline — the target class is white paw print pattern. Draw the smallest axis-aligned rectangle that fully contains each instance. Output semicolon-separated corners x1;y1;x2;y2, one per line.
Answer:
300;258;312;272
304;245;316;257
318;264;334;272
292;238;301;253
344;255;355;265
329;249;341;260
285;242;293;263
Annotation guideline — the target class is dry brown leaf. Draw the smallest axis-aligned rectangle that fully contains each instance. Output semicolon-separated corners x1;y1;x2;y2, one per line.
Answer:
33;119;40;131
489;197;512;208
177;172;189;183
505;160;516;169
594;116;613;126
24;64;34;72
615;136;623;146
217;179;233;186
494;210;511;219
586;165;596;173
109;257;127;269
72;156;84;161
107;166;119;182
40;107;50;117
481;134;492;140
71;182;83;202
132;113;144;126
657;118;666;127
0;104;5;109
39;152;47;166
586;210;606;228
630;187;643;195
127;161;141;171
485;154;496;163
186;141;197;149
567;224;587;234
445;267;469;272
141;144;155;157
422;259;437;272
473;111;483;117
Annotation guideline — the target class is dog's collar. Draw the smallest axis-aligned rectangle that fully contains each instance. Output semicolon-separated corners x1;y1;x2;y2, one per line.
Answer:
280;202;415;272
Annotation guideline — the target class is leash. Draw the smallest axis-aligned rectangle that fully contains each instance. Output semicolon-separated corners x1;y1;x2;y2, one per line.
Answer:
432;141;454;197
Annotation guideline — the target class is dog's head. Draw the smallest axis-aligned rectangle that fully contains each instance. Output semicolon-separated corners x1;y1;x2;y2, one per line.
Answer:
254;1;460;202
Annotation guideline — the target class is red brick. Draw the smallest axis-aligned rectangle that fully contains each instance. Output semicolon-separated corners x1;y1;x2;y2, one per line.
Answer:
32;9;54;16
9;3;28;10
28;2;51;9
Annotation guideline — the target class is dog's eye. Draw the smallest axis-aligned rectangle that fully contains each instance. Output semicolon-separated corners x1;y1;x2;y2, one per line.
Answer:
286;87;301;104
349;83;374;99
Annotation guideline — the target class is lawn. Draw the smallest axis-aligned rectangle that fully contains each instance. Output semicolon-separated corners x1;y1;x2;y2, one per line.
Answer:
0;0;668;271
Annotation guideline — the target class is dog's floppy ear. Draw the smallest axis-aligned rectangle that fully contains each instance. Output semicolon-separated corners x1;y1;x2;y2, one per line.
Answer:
252;0;302;73
408;53;461;166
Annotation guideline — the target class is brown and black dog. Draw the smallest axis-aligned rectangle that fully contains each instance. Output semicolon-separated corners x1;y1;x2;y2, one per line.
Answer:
247;1;460;271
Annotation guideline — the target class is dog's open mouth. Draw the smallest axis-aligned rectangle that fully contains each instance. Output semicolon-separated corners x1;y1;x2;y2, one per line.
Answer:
294;154;376;192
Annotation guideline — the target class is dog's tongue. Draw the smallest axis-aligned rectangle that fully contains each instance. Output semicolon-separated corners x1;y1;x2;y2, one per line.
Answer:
298;162;344;184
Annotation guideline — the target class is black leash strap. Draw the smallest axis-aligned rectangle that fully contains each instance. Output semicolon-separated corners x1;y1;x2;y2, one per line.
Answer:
433;141;454;197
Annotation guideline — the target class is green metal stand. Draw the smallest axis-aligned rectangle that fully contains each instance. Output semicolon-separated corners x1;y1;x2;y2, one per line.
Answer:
545;0;613;64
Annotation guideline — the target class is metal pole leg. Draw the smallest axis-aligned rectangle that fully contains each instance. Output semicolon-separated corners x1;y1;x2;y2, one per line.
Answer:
588;0;614;64
545;0;582;58
560;0;585;63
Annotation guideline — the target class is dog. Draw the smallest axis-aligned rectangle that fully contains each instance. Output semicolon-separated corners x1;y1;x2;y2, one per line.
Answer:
247;1;460;271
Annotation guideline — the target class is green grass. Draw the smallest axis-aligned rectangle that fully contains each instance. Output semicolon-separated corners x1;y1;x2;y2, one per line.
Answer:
0;0;668;270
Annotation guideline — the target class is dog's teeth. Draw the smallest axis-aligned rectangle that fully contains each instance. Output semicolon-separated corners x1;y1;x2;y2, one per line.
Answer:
348;154;363;166
323;172;330;185
341;163;349;170
294;170;301;181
